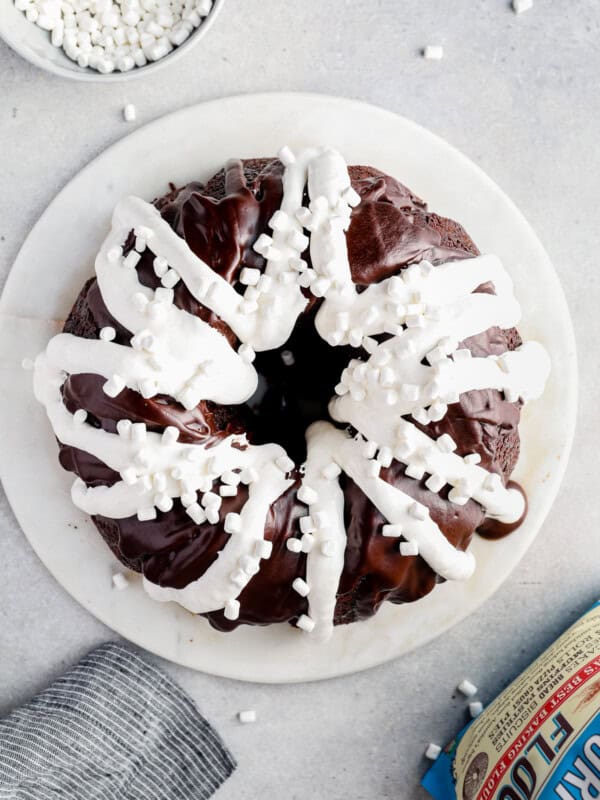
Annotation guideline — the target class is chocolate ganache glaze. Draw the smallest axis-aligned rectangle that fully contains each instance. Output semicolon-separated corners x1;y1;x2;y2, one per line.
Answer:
58;157;525;632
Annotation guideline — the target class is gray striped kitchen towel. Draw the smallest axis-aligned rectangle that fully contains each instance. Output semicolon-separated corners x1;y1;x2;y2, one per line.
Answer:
0;642;236;799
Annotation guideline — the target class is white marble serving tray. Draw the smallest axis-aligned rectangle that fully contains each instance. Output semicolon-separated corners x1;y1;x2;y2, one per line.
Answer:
0;93;577;683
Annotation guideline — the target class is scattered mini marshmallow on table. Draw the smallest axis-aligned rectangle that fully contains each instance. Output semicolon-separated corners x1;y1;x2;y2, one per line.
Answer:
237;709;257;724
457;678;478;698
423;45;444;60
469;701;484;718
123;103;136;122
425;743;442;761
512;0;533;13
13;0;214;74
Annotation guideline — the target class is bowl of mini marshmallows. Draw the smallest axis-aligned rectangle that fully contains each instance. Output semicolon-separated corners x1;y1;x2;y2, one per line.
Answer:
1;0;224;80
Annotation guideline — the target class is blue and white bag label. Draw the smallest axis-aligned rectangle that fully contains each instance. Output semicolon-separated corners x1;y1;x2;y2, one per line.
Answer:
423;601;600;800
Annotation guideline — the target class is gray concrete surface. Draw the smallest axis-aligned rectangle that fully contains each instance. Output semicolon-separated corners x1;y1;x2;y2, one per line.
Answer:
0;2;598;798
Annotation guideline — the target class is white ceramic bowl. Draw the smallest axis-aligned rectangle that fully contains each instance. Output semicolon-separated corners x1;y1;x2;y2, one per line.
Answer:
0;0;225;82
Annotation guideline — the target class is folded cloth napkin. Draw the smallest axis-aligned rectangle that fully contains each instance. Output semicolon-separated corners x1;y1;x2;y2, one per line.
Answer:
0;642;236;799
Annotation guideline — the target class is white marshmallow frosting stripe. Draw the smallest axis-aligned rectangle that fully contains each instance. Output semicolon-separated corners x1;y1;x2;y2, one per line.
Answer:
32;145;550;641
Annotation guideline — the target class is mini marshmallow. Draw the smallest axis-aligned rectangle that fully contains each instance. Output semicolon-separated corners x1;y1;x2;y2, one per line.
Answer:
296;614;315;633
292;577;310;597
276;455;294;474
139;378;157;398
224;599;240;621
458;679;478;698
154;287;174;305
103;374;125;397
483;473;502;492
257;273;274;291
240;467;259;484
229;568;246;587
366;460;381;479
132;292;149;311
239;299;258;315
300;533;314;553
224;512;242;534
379;366;395;387
423;45;444;60
362;336;378;354
437;433;457;453
428;402;447;422
512;0;532;12
408;501;428;521
112;572;129;590
269;210;289;231
400;383;420;402
382;524;402;538
219;484;237;497
238;709;257;724
154;493;173;513
297;485;318;505
123;103;136;122
116;419;132;438
405;462;425;481
186;503;207;525
137;506;157;522
253;233;273;256
400;540;419;556
363;440;378;459
180;492;197;508
130;423;147;443
320;541;335;557
299;516;315;534
201;491;221;509
425;743;442;761
121;467;137;486
73;409;88;424
469;701;484;718
449;482;470;506
240;555;259;576
161;269;180;289
425;473;445;493
286;538;302;553
322;462;341;480
99;326;116;341
254;539;273;559
277;145;295;166
377;446;393;468
153;255;168;277
206;506;220;525
153;473;167;492
342;185;361;208
220;470;240;486
312;510;328;529
240;267;260;286
123;250;141;269
295;206;312;227
238;343;255;363
288;229;309;252
162;426;179;444
311;277;331;297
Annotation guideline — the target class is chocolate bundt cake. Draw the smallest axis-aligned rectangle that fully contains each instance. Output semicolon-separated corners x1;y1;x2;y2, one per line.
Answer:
32;145;550;640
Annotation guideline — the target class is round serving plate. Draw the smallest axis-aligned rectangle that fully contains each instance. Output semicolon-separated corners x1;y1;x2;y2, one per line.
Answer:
0;93;577;683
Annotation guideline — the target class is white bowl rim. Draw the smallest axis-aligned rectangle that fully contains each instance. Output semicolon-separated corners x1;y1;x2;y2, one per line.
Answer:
0;0;226;82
